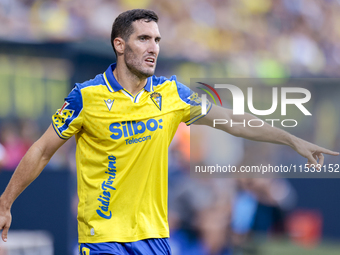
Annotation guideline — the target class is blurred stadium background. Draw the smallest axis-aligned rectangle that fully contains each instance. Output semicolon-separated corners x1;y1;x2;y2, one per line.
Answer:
0;0;340;254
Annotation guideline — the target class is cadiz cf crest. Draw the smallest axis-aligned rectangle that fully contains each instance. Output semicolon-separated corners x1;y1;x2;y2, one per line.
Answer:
150;92;162;111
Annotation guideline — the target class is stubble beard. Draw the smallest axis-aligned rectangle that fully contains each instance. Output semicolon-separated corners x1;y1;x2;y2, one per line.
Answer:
124;44;155;80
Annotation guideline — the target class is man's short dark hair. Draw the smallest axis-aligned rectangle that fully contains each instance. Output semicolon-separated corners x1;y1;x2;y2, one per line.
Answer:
111;9;158;56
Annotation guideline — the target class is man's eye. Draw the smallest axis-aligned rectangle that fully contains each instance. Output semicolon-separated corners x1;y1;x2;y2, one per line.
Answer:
140;37;146;41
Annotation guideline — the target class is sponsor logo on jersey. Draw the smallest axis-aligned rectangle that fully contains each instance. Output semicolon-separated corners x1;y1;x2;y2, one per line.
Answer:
104;99;114;111
109;118;163;140
54;101;74;128
96;155;117;220
59;101;69;114
125;135;151;145
150;92;162;111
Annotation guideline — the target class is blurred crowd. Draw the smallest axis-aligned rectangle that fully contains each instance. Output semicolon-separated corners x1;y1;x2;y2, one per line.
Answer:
1;0;340;77
0;120;39;170
0;119;76;171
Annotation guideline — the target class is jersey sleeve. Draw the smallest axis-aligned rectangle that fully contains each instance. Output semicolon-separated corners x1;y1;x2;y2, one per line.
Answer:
52;85;84;139
175;79;212;125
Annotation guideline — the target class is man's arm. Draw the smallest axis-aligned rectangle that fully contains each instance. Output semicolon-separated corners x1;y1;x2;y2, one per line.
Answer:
0;124;67;242
195;105;339;166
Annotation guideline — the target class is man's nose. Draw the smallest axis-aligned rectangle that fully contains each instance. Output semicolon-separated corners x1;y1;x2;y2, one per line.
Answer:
148;41;159;55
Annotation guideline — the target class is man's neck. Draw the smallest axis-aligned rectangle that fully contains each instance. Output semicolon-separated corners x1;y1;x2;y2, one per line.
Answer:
113;62;148;96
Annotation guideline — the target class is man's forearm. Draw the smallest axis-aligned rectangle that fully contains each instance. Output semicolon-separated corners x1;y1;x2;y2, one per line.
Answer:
197;105;298;148
225;112;297;147
0;142;51;208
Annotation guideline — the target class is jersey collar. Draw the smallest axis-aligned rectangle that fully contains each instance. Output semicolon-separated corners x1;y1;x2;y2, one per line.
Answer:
103;63;153;93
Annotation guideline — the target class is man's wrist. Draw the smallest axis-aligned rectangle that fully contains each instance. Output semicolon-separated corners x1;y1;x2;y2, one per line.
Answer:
277;129;296;148
286;134;300;151
0;196;12;210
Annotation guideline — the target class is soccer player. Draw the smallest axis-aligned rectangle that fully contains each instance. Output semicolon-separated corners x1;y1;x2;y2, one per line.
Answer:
0;9;338;255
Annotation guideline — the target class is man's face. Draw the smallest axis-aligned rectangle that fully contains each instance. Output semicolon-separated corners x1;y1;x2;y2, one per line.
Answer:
124;20;161;79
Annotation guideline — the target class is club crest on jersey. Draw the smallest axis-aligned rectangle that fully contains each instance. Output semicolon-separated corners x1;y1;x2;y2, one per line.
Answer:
150;92;162;111
104;99;114;111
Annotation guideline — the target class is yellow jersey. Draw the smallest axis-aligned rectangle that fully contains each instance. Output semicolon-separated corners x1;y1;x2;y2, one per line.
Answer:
52;63;211;243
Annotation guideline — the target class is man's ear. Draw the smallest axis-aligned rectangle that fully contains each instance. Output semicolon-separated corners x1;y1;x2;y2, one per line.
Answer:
113;37;125;54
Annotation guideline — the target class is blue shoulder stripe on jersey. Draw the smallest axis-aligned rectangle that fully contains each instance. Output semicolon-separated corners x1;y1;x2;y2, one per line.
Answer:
152;75;177;87
76;74;106;90
57;85;83;134
175;79;191;104
152;75;193;104
104;63;153;92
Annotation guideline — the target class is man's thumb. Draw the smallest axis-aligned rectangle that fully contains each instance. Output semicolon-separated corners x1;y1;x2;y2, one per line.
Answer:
2;226;9;242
